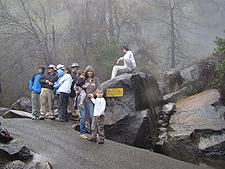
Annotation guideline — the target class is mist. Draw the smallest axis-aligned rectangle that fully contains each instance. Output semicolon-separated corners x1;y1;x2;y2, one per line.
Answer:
0;0;224;107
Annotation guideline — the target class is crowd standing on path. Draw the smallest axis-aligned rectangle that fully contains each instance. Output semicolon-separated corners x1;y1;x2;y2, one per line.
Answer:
28;45;136;144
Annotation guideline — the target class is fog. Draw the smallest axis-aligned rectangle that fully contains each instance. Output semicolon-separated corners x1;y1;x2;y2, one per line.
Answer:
0;0;224;107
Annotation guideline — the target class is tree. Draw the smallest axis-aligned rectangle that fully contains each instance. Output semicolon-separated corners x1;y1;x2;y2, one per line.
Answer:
90;33;120;81
0;0;64;107
211;30;225;89
142;0;197;69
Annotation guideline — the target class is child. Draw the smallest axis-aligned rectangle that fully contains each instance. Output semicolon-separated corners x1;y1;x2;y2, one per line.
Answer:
57;67;72;122
87;88;106;144
29;66;45;120
75;70;87;109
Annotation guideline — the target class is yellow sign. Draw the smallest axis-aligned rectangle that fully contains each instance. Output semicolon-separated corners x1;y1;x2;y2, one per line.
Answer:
106;88;123;97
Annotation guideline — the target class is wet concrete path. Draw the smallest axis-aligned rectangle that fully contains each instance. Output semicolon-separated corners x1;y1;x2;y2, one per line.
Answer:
1;118;205;169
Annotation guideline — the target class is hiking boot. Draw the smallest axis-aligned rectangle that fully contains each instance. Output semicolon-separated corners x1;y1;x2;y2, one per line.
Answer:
58;119;67;122
50;117;55;120
31;116;38;120
39;117;44;120
80;134;87;139
79;102;84;109
98;138;104;144
88;137;97;142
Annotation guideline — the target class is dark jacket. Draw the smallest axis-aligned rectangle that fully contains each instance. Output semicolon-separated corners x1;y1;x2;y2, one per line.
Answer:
38;71;58;90
70;71;77;97
75;78;86;88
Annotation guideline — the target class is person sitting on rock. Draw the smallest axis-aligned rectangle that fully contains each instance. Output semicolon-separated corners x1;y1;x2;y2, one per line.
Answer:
111;46;136;79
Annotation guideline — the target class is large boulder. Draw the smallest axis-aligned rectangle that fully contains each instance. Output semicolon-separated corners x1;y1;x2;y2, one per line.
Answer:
161;89;225;163
0;126;13;143
101;72;165;149
163;69;183;95
11;97;32;113
163;86;192;103
0;145;32;162
24;161;53;169
3;160;25;169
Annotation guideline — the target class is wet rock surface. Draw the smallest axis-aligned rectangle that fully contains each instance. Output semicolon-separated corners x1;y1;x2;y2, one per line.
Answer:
0;118;204;169
0;108;9;116
11;97;32;113
3;110;33;119
3;160;26;169
163;86;192;103
0;126;13;143
0;145;32;161
161;89;225;165
24;161;53;169
101;73;165;149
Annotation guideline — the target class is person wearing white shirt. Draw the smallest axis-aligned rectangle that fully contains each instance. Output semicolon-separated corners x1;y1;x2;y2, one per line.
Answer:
57;67;72;122
87;88;106;144
111;46;136;79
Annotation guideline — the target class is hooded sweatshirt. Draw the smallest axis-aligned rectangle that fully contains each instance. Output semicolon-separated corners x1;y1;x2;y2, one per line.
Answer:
29;66;45;94
53;69;64;94
83;65;100;102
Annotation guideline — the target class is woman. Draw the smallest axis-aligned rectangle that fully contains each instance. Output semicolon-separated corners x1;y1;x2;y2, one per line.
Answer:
111;46;136;79
57;67;72;122
77;65;100;139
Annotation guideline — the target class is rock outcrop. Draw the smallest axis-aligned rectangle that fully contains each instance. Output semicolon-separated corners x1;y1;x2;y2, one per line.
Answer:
3;110;33;119
0;145;32;163
11;97;32;113
0;108;9;116
0;126;13;143
160;89;225;163
101;72;165;149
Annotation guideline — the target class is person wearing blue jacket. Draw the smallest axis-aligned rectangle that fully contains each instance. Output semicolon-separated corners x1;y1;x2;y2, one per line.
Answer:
53;69;64;108
29;65;45;120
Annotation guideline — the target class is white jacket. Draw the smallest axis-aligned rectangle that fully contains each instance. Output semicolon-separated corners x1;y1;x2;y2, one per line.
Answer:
58;74;72;94
91;97;106;116
119;50;136;68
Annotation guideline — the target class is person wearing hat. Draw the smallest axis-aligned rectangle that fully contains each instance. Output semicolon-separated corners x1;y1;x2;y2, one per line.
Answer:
56;64;64;70
29;65;45;120
38;64;58;120
68;62;80;120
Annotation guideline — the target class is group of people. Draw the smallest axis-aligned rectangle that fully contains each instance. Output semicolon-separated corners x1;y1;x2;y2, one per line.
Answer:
29;46;136;144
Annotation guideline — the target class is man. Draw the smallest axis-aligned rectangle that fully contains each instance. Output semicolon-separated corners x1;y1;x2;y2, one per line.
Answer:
29;65;45;120
111;46;136;79
68;62;79;120
38;64;58;120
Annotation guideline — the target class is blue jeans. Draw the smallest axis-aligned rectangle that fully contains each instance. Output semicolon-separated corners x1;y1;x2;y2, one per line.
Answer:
77;99;94;135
